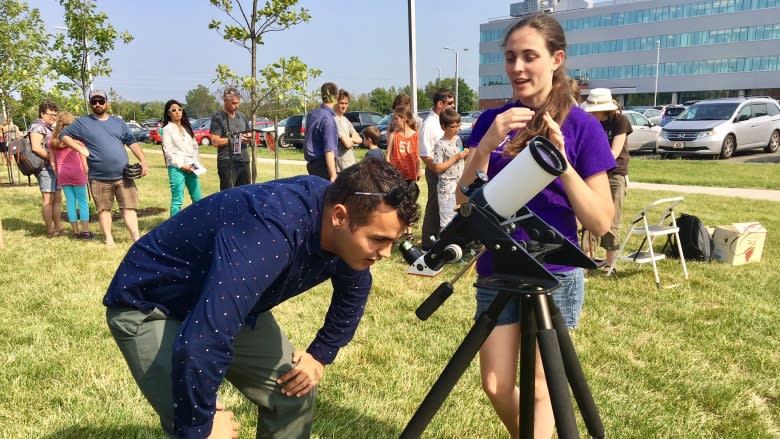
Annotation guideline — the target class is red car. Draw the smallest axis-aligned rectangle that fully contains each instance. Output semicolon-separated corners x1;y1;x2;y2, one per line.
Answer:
148;128;162;144
191;118;212;146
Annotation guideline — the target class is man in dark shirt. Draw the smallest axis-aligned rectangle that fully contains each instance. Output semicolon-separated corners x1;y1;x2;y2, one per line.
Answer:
210;87;252;190
104;158;419;439
303;82;339;181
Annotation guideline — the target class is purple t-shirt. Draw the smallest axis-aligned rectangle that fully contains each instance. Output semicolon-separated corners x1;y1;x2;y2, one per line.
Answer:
467;101;615;274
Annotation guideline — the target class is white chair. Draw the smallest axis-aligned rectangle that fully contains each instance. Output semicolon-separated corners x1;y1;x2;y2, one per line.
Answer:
605;197;689;288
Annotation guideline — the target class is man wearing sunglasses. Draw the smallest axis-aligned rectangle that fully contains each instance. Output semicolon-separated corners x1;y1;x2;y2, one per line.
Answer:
60;89;148;246
104;158;419;439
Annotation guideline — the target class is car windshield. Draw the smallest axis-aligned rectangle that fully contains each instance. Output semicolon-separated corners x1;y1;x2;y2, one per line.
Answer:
192;118;209;129
665;107;686;117
677;103;739;121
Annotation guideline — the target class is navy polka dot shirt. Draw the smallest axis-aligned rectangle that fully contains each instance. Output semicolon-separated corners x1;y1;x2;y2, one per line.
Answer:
103;176;372;437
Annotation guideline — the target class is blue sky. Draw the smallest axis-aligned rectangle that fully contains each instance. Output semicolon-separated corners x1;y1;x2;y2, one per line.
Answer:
28;0;514;102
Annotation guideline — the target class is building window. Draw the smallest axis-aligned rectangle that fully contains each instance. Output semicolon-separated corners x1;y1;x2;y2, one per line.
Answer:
561;0;779;32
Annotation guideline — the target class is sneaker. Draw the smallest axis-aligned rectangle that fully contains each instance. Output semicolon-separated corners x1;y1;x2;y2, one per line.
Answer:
80;231;94;240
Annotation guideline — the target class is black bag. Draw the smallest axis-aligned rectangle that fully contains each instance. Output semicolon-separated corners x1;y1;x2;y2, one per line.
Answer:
12;135;45;176
669;213;713;261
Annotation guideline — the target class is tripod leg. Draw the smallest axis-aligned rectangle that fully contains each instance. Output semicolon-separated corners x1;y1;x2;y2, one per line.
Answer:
550;303;605;439
533;295;579;439
519;294;536;439
400;292;512;439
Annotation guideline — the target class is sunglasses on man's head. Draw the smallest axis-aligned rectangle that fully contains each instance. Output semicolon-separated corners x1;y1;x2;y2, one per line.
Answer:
90;99;106;105
354;182;420;208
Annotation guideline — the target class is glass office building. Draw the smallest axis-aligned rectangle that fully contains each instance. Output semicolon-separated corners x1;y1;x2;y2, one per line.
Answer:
479;0;780;108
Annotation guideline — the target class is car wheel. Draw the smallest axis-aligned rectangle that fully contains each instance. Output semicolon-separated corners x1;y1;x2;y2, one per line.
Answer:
719;134;735;159
765;130;780;153
201;137;211;146
279;134;292;149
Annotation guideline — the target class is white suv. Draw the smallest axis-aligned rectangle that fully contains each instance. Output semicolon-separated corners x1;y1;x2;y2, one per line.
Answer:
656;97;780;159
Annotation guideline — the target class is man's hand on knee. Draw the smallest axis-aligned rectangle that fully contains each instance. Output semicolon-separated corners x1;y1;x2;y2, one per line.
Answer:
208;409;239;439
277;351;324;397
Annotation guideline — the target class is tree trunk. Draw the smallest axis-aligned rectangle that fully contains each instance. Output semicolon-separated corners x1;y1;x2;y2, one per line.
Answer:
249;0;259;183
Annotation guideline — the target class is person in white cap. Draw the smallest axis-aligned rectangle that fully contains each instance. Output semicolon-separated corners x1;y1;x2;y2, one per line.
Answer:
60;89;149;246
580;87;632;268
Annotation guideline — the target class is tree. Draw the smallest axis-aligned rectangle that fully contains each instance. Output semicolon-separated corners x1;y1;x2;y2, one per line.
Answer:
0;0;48;125
422;78;477;112
185;85;220;118
140;101;165;122
368;88;394;114
49;0;133;112
401;85;430;111
209;0;319;181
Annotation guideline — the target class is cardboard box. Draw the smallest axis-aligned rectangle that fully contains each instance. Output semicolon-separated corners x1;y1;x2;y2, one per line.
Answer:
711;222;767;266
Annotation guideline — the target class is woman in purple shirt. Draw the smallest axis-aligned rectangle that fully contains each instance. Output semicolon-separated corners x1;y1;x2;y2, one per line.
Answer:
458;14;615;438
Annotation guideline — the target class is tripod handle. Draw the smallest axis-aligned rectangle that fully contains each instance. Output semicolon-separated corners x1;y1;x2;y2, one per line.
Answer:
415;282;454;320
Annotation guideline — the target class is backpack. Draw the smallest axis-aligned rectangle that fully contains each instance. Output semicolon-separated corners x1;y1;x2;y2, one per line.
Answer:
668;213;713;261
12;134;45;176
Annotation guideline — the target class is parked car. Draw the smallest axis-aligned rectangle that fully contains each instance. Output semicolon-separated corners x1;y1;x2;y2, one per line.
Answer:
460;110;482;119
191;118;212;146
656;97;780;159
279;114;306;149
459;115;476;131
344;111;383;135
128;125;149;143
148;128;161;144
142;118;161;129
622;110;662;153
363;114;392;149
658;105;688;127
626;106;663;125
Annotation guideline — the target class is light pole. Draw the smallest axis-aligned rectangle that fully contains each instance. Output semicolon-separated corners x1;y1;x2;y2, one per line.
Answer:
654;39;660;106
435;66;441;85
443;47;468;112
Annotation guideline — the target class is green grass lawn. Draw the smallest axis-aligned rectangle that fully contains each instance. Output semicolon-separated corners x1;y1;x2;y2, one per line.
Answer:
630;155;780;189
0;152;778;438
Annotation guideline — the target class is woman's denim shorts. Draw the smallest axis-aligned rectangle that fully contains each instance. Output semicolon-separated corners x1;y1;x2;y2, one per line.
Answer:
474;268;585;329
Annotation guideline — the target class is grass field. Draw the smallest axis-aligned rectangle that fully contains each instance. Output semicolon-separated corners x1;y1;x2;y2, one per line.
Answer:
0;150;778;438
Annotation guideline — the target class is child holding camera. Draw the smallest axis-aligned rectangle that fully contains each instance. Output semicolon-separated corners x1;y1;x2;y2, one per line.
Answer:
433;108;469;229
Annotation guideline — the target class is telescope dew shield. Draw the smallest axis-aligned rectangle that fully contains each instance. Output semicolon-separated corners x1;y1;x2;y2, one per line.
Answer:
482;136;567;218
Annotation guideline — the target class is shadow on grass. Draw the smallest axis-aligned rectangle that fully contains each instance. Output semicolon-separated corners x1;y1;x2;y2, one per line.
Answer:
313;398;401;438
41;424;163;439
56;206;167;224
1;207;166;237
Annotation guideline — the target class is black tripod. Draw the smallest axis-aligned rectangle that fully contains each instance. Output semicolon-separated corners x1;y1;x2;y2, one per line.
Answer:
399;203;605;438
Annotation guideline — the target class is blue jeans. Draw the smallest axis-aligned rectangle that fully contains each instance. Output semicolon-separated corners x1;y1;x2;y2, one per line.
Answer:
475;268;586;329
62;185;89;223
167;166;202;216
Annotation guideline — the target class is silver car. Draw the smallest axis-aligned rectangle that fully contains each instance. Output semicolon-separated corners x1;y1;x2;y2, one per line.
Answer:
656;97;780;159
623;110;662;153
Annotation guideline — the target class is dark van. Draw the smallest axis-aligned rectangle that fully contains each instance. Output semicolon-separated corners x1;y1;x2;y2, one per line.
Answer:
280;114;306;149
